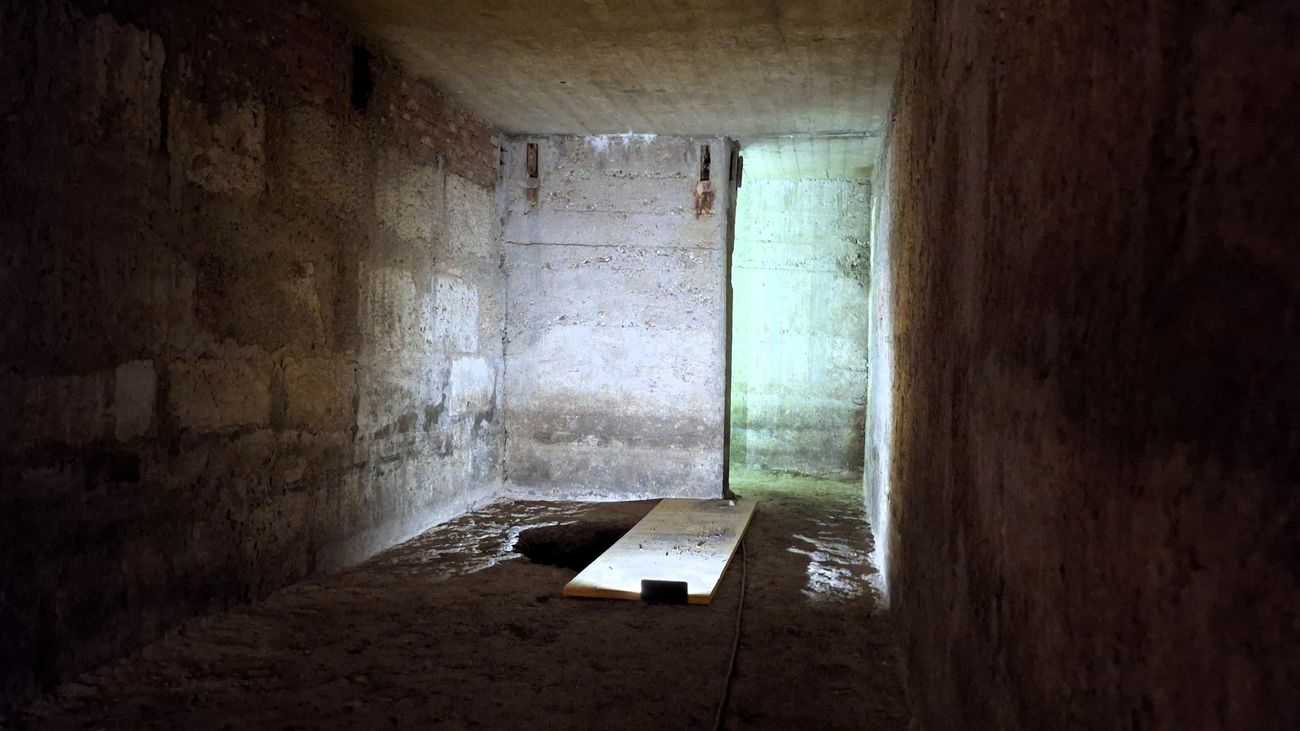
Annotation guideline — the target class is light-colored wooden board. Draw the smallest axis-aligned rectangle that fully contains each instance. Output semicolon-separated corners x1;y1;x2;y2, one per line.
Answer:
563;498;757;605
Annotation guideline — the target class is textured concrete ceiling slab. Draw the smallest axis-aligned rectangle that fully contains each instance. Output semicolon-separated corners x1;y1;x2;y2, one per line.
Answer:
326;0;906;137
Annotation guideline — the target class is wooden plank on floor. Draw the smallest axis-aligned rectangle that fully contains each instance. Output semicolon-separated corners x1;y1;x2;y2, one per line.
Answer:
563;498;757;605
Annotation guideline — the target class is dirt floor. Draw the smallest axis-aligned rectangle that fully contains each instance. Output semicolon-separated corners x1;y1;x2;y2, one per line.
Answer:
8;471;909;729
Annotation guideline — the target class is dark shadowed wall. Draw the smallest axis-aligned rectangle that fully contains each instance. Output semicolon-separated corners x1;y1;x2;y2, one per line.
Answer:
868;0;1299;727
0;0;504;708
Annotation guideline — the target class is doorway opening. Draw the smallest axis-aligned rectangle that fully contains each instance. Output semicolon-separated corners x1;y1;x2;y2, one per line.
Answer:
726;136;875;489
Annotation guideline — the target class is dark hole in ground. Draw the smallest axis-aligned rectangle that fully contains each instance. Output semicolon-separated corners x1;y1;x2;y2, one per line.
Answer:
351;45;374;111
514;521;636;571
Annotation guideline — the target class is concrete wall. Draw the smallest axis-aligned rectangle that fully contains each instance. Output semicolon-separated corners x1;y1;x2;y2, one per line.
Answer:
0;0;503;708
730;178;870;476
502;135;736;499
869;0;1300;727
863;149;895;604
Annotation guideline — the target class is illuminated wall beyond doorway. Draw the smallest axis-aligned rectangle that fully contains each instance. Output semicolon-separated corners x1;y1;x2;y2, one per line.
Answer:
729;173;872;477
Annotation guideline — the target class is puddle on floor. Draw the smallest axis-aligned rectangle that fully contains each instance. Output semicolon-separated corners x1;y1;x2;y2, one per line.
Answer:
787;524;878;603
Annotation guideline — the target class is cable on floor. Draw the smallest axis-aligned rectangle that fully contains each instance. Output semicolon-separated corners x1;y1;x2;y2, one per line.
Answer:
712;539;747;731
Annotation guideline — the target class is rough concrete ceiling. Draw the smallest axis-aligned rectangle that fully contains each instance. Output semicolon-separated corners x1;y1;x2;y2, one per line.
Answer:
325;0;906;138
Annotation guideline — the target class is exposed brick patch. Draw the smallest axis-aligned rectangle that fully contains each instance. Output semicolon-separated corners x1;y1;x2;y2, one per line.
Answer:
373;68;500;188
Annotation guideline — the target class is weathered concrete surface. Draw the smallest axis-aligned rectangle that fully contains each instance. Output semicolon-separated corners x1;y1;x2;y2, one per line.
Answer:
740;135;881;182
730;178;871;476
502;136;736;499
869;0;1300;727
0;0;503;710
325;0;906;137
863;144;896;605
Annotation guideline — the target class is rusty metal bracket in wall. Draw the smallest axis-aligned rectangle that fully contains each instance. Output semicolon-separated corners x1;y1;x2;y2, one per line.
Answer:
525;141;540;205
695;143;715;216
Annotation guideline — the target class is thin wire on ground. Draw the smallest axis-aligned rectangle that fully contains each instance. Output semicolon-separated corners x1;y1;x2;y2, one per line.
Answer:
713;539;747;731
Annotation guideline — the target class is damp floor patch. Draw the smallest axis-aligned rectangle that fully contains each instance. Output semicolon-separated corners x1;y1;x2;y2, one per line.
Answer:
563;498;757;605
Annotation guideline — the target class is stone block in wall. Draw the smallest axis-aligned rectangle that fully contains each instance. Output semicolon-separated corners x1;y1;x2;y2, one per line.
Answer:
434;276;479;353
374;155;442;243
0;370;113;448
172;96;266;196
359;265;435;357
169;358;271;432
48;372;112;446
475;276;506;359
283;357;355;432
195;252;328;352
277;106;366;210
76;11;166;152
447;357;494;419
17;4;167;153
356;267;450;439
113;360;155;441
445;174;495;260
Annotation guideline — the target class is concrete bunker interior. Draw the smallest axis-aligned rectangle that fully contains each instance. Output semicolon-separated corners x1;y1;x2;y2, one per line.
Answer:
2;0;1296;728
